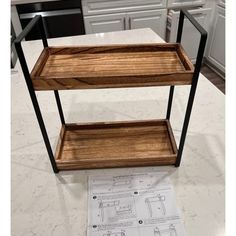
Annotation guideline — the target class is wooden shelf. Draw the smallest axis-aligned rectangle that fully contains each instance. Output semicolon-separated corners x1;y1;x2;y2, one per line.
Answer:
14;12;207;172
55;119;178;171
31;43;194;91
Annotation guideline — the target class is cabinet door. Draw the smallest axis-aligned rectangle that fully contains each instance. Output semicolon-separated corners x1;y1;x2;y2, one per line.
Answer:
167;0;205;8
128;9;167;40
84;13;126;34
206;5;225;73
167;8;211;62
82;0;167;16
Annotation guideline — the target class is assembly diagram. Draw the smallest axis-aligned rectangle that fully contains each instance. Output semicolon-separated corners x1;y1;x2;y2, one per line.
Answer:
88;173;187;236
89;172;172;195
112;176;133;188
154;224;177;236
103;230;126;236
98;198;135;223
145;194;166;217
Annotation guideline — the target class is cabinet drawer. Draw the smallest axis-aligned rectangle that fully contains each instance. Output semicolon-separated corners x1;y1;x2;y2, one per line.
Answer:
128;9;167;40
167;0;205;8
84;13;126;34
82;0;167;16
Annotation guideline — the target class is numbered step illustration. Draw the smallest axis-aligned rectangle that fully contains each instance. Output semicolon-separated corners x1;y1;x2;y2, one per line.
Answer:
88;228;139;236
145;194;166;217
89;194;137;224
154;224;177;236
88;223;186;236
135;189;180;221
139;223;187;236
89;173;171;195
103;230;126;236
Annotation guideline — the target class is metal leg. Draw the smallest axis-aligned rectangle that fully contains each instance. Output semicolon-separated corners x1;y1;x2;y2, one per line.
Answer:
54;90;65;125
38;16;66;125
166;86;175;120
38;15;48;48
175;79;199;167
175;10;207;167
166;8;184;121
14;15;59;173
15;43;59;173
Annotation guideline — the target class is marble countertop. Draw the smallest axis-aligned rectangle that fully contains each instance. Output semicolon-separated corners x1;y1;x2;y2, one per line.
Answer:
11;28;225;236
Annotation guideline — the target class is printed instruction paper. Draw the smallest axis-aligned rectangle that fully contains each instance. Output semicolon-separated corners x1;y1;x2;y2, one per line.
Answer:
87;172;187;236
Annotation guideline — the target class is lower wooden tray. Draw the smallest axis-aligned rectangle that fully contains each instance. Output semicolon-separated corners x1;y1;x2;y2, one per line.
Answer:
55;119;178;170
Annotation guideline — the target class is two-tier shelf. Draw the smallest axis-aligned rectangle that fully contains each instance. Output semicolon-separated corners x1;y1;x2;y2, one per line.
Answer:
15;10;207;173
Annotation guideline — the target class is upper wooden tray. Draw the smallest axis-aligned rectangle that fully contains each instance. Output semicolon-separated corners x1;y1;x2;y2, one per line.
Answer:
31;43;194;90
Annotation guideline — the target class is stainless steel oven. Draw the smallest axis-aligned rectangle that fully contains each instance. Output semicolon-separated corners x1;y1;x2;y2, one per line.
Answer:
17;0;85;40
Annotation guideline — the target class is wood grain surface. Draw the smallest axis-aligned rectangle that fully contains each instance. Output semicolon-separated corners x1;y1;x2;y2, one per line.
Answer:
55;120;177;170
31;43;194;90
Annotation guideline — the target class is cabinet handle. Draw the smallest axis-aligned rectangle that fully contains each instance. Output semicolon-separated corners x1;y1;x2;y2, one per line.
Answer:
128;17;131;29
123;17;126;30
20;8;82;19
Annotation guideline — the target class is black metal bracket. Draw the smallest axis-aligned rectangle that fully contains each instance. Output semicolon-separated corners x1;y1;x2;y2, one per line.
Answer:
14;15;65;173
166;9;207;167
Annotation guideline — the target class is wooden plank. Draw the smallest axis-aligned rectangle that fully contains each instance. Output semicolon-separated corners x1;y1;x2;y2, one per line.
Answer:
54;124;66;161
40;51;185;78
30;48;50;78
64;119;168;129
55;120;177;170
56;155;177;170
32;73;193;90
48;43;178;54
30;43;194;90
176;44;195;71
166;120;178;155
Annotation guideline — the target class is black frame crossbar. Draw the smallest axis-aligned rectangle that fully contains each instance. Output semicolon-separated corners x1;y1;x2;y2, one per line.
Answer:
14;10;207;173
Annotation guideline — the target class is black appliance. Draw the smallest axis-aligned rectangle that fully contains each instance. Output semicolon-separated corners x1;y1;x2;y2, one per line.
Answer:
17;0;85;40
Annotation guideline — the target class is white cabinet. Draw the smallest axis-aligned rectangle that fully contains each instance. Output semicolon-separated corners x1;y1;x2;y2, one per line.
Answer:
84;13;126;34
206;5;225;73
83;0;167;37
167;8;211;62
128;9;167;39
82;0;167;16
167;0;206;9
85;10;167;39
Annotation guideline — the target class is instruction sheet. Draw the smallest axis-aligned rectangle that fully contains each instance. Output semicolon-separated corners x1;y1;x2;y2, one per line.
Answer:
87;172;187;236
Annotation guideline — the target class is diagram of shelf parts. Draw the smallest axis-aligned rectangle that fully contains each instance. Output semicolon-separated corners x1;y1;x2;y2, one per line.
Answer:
154;224;177;236
88;172;187;236
145;194;166;217
87;222;186;236
98;197;136;223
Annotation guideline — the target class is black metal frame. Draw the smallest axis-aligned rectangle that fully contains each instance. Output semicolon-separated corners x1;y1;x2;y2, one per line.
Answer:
14;15;64;173
14;10;207;173
166;9;207;167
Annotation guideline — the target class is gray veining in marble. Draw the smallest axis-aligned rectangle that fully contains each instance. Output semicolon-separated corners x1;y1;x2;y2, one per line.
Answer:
11;28;225;236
